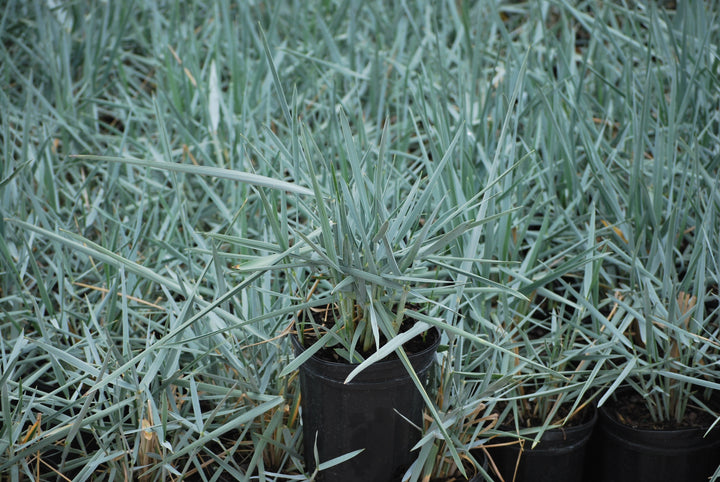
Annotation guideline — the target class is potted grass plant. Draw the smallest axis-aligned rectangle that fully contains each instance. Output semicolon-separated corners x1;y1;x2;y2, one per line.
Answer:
580;43;720;475
268;111;509;481
252;85;548;478
585;156;720;481
459;174;607;482
408;186;609;482
406;73;611;479
588;283;720;482
482;285;605;482
456;159;611;482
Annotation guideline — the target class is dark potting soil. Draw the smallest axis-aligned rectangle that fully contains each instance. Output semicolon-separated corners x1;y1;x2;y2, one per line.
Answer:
296;304;438;363
604;391;720;430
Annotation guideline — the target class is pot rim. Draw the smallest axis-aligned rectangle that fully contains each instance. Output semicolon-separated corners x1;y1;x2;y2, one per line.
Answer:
290;326;441;383
598;404;720;439
598;388;720;438
492;402;599;452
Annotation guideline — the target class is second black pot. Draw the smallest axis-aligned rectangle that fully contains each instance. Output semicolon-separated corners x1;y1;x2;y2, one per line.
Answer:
292;329;440;482
486;405;597;482
586;404;720;482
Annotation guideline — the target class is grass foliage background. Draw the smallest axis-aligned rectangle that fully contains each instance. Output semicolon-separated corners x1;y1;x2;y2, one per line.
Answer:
1;0;720;480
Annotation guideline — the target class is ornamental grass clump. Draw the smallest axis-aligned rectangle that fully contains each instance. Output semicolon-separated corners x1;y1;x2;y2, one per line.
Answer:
588;1;720;422
286;112;484;362
597;222;720;426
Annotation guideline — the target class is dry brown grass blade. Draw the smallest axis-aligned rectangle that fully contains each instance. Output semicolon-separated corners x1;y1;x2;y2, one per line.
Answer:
73;281;165;310
138;402;159;482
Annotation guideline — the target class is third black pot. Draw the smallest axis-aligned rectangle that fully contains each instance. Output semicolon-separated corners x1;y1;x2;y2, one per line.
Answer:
292;328;440;482
486;405;597;482
586;403;720;482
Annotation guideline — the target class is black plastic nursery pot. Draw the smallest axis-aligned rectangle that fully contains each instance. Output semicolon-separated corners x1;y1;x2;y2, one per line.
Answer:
486;405;597;482
586;404;720;482
292;329;440;482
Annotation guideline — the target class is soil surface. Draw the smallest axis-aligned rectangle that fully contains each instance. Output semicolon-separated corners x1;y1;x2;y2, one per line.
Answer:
297;303;438;363
604;390;719;430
